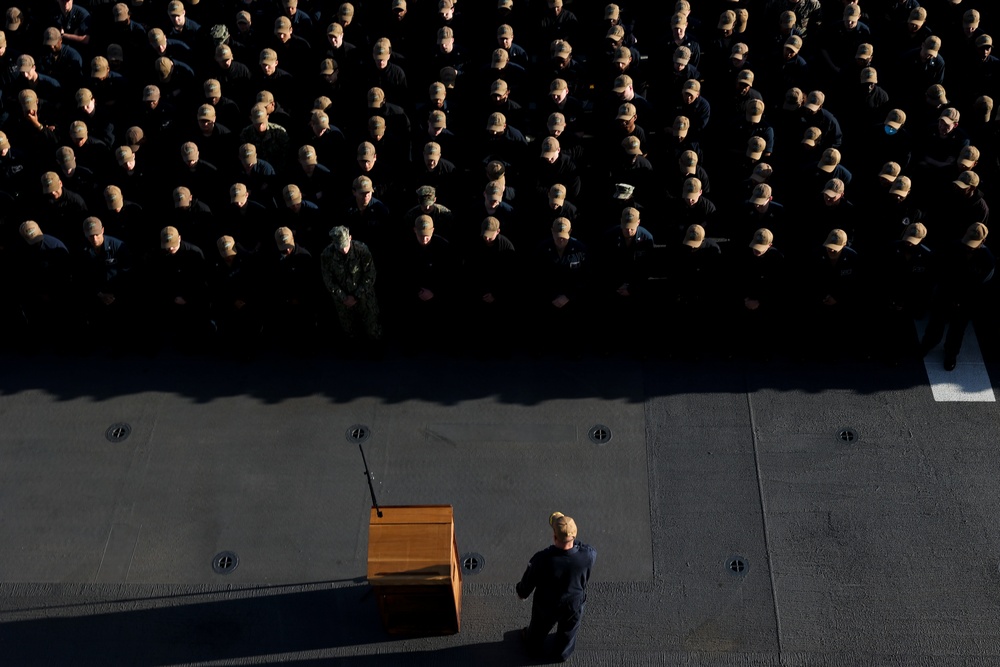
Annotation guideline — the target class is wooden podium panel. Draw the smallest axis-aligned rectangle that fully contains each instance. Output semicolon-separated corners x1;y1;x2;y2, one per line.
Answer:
367;505;461;635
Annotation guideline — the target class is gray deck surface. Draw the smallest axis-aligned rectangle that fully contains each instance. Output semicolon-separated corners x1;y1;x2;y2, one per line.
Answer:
1;348;999;665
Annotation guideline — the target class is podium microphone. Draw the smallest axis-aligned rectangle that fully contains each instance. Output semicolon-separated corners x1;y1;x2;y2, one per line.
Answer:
359;442;382;518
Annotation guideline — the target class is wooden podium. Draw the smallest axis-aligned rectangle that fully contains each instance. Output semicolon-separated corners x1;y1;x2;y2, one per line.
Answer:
367;505;462;635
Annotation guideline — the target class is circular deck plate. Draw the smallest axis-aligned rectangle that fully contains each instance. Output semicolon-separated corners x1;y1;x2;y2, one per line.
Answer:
213;551;240;575
588;425;613;445
105;423;132;443
727;555;749;577
460;552;485;576
836;428;859;444
346;424;371;444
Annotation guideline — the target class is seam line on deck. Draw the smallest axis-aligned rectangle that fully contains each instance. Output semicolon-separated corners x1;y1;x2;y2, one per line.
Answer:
745;387;784;657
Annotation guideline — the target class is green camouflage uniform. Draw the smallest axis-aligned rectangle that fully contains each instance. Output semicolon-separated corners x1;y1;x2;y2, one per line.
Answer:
239;123;290;167
321;240;382;339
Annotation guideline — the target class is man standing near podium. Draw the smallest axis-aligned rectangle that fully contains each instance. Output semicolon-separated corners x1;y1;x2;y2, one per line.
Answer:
516;512;597;662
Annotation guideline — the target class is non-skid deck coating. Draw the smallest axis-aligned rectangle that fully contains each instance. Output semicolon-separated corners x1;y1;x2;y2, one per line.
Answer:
1;351;999;665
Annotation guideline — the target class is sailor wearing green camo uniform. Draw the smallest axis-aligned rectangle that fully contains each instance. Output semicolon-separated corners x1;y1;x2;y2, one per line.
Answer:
321;225;381;341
